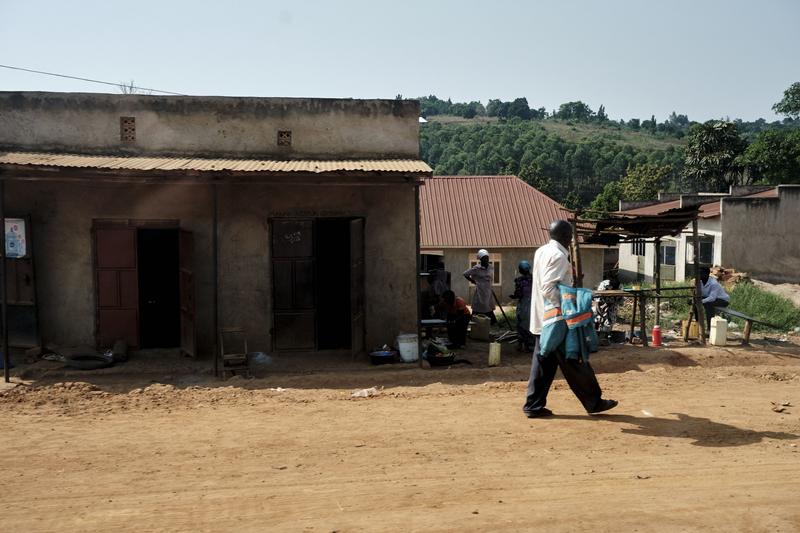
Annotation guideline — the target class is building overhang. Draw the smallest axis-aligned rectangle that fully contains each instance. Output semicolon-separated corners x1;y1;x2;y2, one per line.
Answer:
0;151;432;184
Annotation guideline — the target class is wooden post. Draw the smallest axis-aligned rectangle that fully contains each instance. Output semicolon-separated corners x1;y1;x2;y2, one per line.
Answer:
742;320;753;345
570;212;583;288
629;295;637;343
691;217;707;343
1;178;8;383
654;237;661;326
212;184;220;377
414;181;424;368
639;291;648;346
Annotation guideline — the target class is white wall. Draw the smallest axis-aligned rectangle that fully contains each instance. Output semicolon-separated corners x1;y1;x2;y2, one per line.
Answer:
618;217;722;283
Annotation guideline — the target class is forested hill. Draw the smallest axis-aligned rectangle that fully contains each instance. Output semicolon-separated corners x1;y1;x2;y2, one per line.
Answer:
420;116;686;209
418;90;800;211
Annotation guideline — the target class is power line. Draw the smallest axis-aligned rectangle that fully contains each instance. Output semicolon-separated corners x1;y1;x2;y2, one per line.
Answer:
0;64;185;95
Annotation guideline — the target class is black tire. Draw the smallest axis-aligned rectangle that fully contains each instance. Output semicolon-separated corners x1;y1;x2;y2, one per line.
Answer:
64;354;114;370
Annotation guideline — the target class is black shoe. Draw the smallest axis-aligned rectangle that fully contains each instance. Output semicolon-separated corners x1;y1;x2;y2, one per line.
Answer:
588;399;618;414
524;408;553;418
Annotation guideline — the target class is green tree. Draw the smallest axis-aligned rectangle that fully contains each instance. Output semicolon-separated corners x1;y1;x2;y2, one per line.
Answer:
589;180;622;213
772;82;800;118
739;129;800;184
684;120;748;191
519;162;555;198
508;97;532;120
596;105;607;122
619;164;672;200
555;101;594;121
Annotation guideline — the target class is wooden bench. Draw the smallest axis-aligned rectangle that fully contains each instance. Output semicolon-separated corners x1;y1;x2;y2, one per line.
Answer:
714;307;780;345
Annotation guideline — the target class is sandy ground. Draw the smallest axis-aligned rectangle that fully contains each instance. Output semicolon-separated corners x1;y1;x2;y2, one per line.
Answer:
2;338;800;532
753;279;800;309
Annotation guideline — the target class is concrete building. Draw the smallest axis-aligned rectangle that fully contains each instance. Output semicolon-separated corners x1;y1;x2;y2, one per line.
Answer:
617;185;799;284
0;92;432;361
418;175;612;306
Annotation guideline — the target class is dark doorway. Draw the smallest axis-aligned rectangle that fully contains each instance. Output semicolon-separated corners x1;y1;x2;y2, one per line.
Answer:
271;218;365;353
316;219;351;350
137;228;180;348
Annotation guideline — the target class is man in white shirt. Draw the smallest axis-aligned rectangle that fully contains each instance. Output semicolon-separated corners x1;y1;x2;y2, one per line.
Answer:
523;220;618;418
699;266;730;329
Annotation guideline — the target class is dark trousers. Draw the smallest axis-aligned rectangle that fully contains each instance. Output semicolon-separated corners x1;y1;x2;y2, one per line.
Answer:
523;334;603;414
447;314;470;346
703;299;728;329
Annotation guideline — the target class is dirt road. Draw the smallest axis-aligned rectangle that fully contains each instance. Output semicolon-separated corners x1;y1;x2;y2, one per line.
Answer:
2;342;799;532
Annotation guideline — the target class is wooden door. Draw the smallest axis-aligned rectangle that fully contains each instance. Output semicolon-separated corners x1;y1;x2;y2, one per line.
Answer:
350;218;365;356
5;216;40;348
94;226;139;348
179;230;196;357
271;219;316;351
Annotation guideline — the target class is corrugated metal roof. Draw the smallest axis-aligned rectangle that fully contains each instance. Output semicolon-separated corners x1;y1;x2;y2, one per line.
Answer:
620;188;779;219
0;151;432;174
419;175;569;248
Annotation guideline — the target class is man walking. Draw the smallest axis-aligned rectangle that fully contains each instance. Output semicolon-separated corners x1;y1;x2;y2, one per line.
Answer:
523;220;618;418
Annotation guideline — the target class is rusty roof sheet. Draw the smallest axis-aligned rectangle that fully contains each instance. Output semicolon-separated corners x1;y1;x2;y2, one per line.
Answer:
621;188;778;219
0;151;432;174
420;175;569;248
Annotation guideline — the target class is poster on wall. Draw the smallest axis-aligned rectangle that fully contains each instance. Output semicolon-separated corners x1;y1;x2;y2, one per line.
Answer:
5;218;26;258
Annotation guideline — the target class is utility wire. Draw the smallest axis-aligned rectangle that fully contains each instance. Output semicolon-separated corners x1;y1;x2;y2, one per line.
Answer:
0;63;185;95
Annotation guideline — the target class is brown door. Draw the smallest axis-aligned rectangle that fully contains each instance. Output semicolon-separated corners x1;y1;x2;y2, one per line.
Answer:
350;218;365;356
271;219;316;351
94;226;139;348
179;230;196;357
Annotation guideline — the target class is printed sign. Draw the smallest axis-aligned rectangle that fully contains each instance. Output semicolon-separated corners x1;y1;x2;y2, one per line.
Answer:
5;218;26;258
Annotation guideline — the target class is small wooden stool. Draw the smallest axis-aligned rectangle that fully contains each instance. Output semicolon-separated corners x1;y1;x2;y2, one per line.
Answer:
219;327;250;379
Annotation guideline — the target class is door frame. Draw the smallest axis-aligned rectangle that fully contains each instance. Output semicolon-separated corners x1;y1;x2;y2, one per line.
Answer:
92;219;181;349
268;216;366;354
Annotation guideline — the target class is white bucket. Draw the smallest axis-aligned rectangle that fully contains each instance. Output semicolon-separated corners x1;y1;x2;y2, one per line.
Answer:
397;333;419;362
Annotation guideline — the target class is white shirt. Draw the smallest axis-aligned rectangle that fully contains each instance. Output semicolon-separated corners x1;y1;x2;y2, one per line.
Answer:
701;276;730;304
529;240;573;335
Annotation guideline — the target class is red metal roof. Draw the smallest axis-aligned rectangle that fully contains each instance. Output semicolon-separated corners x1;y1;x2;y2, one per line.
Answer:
620;189;778;219
419;175;569;248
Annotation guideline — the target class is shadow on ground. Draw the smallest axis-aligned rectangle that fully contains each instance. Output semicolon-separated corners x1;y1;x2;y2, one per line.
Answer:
554;412;799;447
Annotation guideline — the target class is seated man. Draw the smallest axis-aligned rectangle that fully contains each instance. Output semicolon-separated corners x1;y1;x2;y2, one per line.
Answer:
699;266;729;329
439;290;471;349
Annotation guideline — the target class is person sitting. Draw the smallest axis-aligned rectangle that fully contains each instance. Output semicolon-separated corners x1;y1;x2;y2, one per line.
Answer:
594;277;622;337
439;290;471;349
699;266;729;329
510;260;534;352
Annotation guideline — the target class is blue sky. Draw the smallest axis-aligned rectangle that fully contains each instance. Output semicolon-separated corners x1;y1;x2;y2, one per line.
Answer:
1;0;798;121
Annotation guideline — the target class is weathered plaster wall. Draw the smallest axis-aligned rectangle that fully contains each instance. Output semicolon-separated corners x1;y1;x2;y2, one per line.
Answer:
217;182;418;350
0;92;420;159
5;181;215;349
6;179;417;355
581;248;605;289
721;186;800;284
